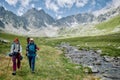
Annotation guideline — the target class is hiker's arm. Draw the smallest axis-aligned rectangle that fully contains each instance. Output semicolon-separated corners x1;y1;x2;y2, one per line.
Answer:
10;44;14;53
26;45;29;56
35;44;40;50
37;47;40;50
26;45;29;52
36;45;40;50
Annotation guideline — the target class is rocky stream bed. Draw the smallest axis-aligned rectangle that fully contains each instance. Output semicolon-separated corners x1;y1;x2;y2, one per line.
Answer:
58;43;120;80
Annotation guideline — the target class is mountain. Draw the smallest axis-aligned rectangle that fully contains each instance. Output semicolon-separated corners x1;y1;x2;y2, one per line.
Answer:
0;6;27;30
96;15;120;30
54;6;120;27
23;8;55;29
96;6;120;22
0;20;4;28
54;13;95;27
0;6;120;37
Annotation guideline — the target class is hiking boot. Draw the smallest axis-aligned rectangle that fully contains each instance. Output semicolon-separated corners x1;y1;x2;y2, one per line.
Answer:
32;71;35;73
12;71;16;75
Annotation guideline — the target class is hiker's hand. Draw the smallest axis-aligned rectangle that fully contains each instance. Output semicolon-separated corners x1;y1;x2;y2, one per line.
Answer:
26;53;27;56
37;47;40;50
9;53;13;57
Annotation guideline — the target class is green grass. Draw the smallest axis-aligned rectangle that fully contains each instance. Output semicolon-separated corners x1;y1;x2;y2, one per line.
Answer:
0;31;120;80
0;32;86;80
44;32;120;57
96;15;120;30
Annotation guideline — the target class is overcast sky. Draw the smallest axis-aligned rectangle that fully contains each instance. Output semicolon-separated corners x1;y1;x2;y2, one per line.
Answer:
0;0;120;19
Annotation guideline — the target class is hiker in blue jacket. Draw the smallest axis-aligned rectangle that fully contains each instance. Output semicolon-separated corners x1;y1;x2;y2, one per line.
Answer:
26;38;39;73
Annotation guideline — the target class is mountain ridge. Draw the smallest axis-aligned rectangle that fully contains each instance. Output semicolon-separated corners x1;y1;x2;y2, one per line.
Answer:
0;6;120;37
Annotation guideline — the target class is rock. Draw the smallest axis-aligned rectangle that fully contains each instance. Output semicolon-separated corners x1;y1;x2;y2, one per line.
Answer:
94;61;101;65
103;56;114;62
0;38;10;44
103;68;120;79
75;66;81;69
58;43;120;80
83;68;90;73
101;77;113;80
103;74;120;79
81;48;87;51
96;49;102;54
88;66;99;73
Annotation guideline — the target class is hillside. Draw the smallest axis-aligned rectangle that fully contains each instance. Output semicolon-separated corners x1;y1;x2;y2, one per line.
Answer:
96;15;120;30
58;14;120;37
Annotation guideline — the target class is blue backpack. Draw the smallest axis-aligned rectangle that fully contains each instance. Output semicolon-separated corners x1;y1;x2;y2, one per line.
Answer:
28;44;36;53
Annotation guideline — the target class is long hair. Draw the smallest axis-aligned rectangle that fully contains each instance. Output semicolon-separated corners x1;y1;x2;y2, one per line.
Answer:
27;37;30;44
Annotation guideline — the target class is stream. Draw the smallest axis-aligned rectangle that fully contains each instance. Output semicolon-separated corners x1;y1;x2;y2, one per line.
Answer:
58;43;120;80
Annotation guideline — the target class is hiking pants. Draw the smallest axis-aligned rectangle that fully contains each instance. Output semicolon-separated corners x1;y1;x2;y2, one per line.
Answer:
28;56;36;71
12;52;21;71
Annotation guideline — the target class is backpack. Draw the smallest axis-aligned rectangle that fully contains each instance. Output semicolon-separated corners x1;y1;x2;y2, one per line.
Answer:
28;44;36;53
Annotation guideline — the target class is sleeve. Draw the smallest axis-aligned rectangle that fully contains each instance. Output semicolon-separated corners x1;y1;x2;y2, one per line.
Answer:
10;44;14;53
26;45;29;51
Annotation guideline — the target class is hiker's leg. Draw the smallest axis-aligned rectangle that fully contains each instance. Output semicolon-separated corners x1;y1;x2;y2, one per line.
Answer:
31;56;36;71
28;56;32;69
17;53;21;69
12;55;17;71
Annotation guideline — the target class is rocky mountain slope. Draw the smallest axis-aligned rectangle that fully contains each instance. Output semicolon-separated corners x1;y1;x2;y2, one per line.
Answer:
0;5;120;37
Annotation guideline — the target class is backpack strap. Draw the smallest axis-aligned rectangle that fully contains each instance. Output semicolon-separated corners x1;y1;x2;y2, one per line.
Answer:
18;43;20;52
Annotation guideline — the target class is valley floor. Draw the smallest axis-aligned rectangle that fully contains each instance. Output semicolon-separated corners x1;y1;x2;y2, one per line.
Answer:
0;32;120;80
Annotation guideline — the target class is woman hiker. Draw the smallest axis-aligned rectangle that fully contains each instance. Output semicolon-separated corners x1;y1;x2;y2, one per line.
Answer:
26;38;39;73
10;38;22;75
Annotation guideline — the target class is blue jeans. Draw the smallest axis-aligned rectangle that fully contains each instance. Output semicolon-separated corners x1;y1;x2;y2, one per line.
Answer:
28;56;36;71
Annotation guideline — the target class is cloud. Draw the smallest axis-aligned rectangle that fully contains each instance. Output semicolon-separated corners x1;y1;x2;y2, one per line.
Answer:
5;0;18;6
17;7;24;16
56;0;75;8
17;0;33;16
38;7;42;10
20;0;31;7
45;0;59;12
31;4;35;8
5;0;31;7
45;0;89;12
56;14;62;19
76;0;88;7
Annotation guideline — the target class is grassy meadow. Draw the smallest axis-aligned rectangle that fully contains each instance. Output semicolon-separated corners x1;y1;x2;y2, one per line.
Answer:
46;32;120;57
0;30;120;80
0;32;88;80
